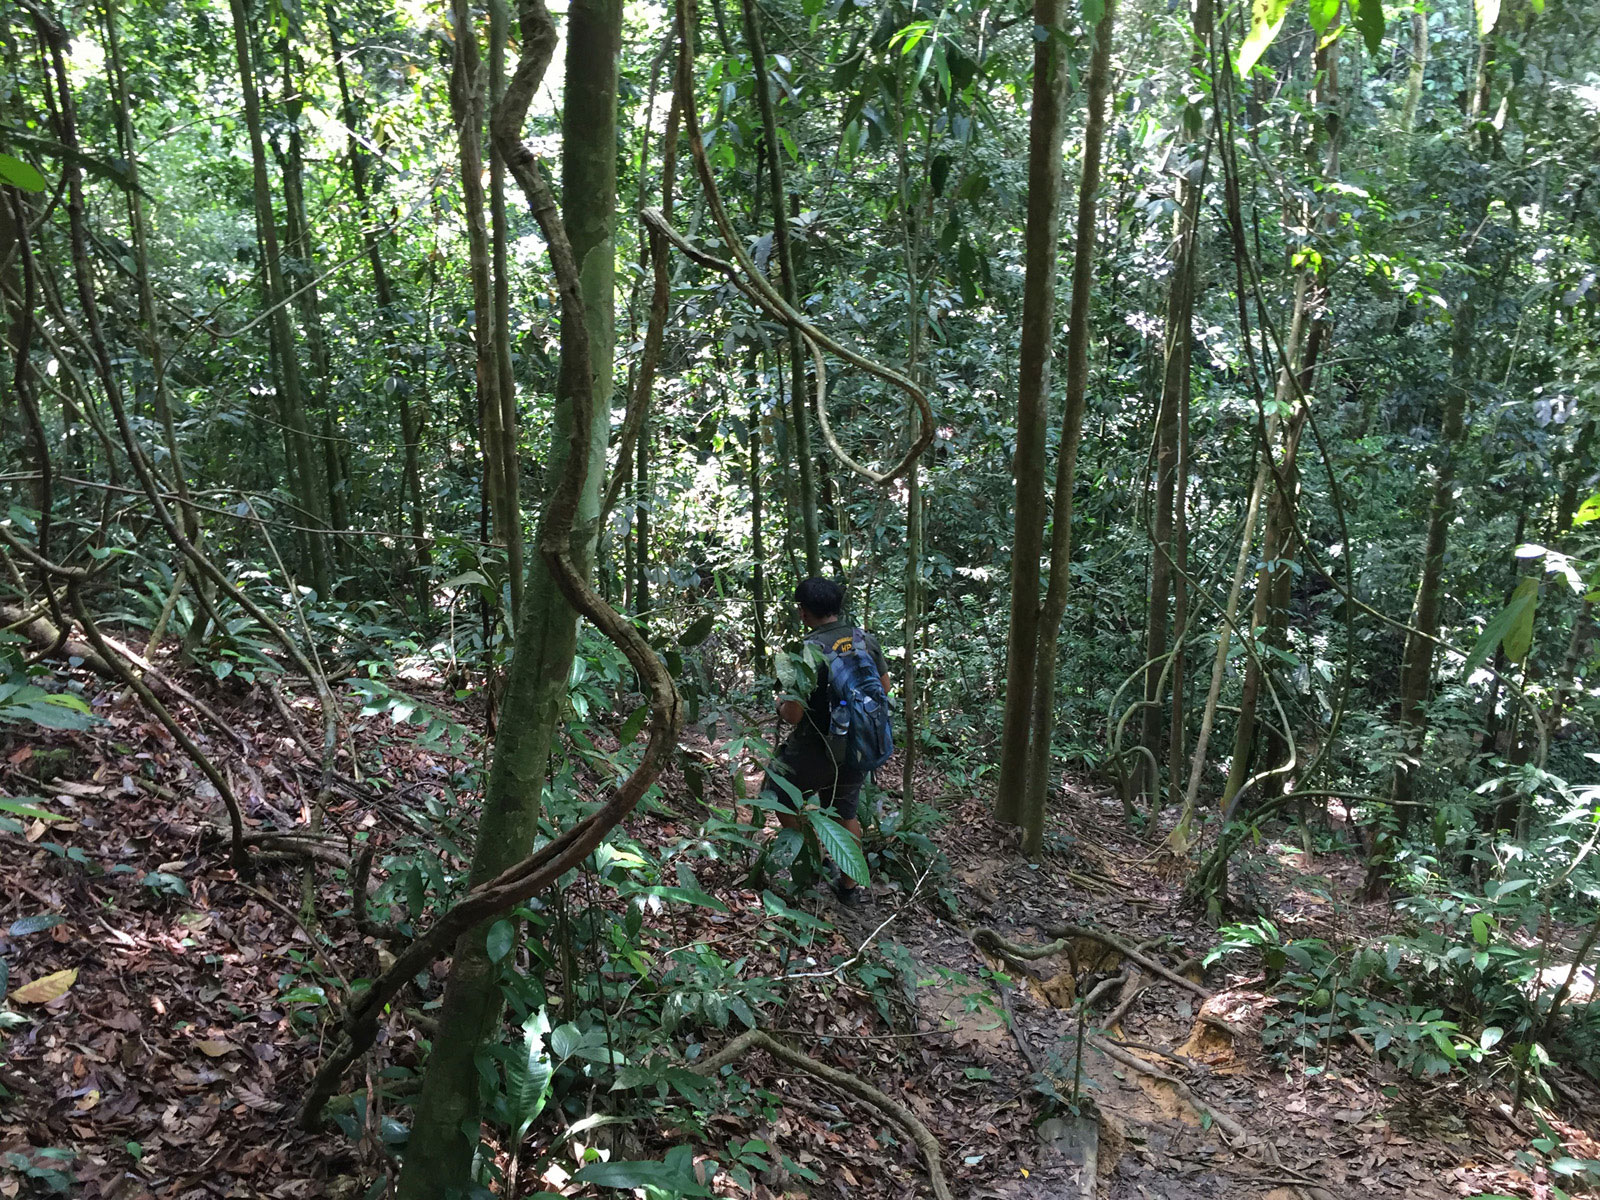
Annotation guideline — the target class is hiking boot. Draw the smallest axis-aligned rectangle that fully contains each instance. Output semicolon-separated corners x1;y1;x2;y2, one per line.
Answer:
834;880;867;906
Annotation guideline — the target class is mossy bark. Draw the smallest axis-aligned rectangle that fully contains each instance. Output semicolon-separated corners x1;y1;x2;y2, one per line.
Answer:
396;0;618;1192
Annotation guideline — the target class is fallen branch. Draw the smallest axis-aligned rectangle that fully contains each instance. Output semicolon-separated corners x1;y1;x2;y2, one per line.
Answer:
692;1030;953;1200
1087;1035;1248;1145
1048;923;1211;999
0;601;109;673
68;584;250;877
972;926;1081;978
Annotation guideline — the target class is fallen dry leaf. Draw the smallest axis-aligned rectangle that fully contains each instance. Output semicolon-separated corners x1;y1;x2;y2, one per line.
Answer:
195;1039;236;1057
11;967;79;1004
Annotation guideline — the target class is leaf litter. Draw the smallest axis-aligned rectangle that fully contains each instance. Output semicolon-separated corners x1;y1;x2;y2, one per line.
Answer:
1;651;1596;1198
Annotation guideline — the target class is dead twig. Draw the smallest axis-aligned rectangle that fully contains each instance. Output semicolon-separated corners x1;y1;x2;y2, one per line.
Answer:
692;1029;953;1200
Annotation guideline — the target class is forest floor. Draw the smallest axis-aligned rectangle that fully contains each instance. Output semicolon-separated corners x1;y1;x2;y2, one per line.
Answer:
2;657;1598;1199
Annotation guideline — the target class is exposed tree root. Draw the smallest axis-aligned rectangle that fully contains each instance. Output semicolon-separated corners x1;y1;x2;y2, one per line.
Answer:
1087;1035;1249;1145
692;1030;953;1200
1047;923;1211;998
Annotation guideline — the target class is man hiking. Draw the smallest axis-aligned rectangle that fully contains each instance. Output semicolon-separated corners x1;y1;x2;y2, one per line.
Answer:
761;577;892;905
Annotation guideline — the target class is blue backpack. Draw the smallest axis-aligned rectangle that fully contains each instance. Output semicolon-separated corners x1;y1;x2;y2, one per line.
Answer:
822;629;894;773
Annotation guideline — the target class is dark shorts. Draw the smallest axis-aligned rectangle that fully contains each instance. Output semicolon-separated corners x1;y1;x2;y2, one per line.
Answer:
761;747;865;822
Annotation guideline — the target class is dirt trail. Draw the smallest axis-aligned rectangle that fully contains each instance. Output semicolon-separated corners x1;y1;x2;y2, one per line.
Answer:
1;669;1592;1199
849;779;1588;1200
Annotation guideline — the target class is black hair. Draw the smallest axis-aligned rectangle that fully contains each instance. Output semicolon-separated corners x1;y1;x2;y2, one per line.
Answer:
794;576;844;619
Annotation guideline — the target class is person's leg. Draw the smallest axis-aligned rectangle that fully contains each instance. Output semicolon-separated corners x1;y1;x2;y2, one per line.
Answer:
827;772;867;896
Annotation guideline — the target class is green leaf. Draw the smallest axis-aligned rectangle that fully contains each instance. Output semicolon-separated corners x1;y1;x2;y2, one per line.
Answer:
618;704;649;746
1307;0;1340;34
549;1022;584;1062
0;798;65;822
0;153;46;192
1479;1025;1504;1051
573;1158;712;1196
1501;576;1540;664
486;919;516;963
1475;0;1500;35
506;1011;553;1138
1351;0;1385;53
8;914;66;937
1237;0;1292;75
807;810;868;885
1464;577;1539;673
1082;0;1105;26
678;613;714;648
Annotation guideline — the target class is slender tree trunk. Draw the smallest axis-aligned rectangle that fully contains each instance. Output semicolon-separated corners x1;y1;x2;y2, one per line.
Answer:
1387;29;1493;837
1139;160;1202;803
326;7;431;601
449;0;521;618
489;0;523;602
741;0;821;575
227;0;329;598
397;0;619;1189
994;0;1072;827
1019;0;1117;856
1389;297;1472;827
1401;7;1428;137
278;38;350;581
751;391;767;665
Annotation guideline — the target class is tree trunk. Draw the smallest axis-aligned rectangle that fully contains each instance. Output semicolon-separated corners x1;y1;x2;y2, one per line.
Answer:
449;0;521;618
1400;8;1428;137
742;0;821;576
397;0;619;1189
1139;152;1203;804
277;37;350;581
227;0;329;599
1018;0;1117;857
489;0;523;599
1389;297;1472;827
993;0;1072;827
1221;39;1340;810
326;6;431;602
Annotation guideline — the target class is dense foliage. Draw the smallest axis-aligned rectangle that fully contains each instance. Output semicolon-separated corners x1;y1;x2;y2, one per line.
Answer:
3;0;1599;1190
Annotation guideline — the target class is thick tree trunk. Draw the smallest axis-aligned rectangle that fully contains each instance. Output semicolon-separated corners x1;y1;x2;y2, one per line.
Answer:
1401;8;1428;137
1019;0;1117;857
396;0;619;1190
742;0;821;575
993;0;1072;827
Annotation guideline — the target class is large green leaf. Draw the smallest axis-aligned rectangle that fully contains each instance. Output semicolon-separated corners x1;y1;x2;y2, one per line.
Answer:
1463;577;1539;673
0;153;46;192
1500;576;1540;664
1308;0;1341;34
1351;0;1386;53
506;1011;553;1139
1237;0;1292;75
808;810;869;885
574;1148;713;1196
678;612;714;648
